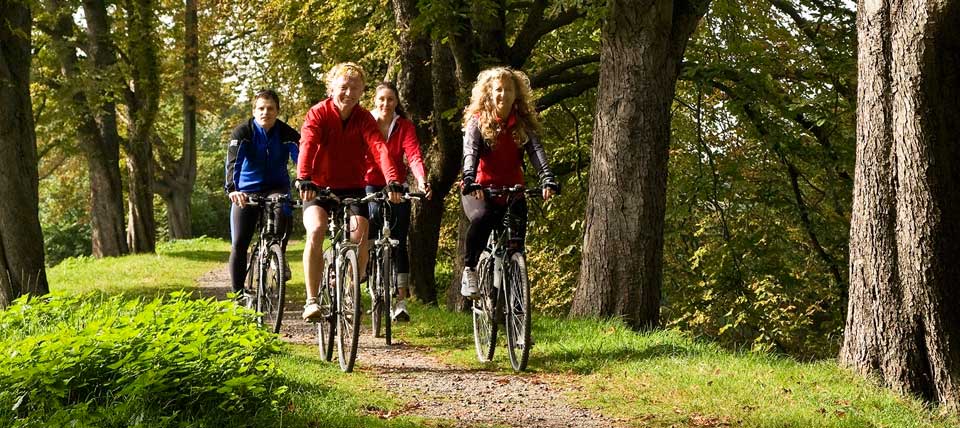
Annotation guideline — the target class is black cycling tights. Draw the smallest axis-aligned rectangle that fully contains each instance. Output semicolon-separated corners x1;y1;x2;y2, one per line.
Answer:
229;198;291;292
461;195;527;269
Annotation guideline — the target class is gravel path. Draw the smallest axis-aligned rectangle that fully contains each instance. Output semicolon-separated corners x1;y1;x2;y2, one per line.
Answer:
197;267;622;428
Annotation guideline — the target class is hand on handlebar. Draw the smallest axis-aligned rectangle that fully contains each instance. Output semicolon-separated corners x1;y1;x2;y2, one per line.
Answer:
229;191;248;208
542;187;555;201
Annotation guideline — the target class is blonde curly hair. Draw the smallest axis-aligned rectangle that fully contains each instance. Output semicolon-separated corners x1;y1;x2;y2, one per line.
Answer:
325;62;366;96
462;67;541;147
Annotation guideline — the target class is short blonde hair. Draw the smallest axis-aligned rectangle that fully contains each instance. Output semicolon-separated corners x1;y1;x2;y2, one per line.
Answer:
462;67;541;147
325;62;366;96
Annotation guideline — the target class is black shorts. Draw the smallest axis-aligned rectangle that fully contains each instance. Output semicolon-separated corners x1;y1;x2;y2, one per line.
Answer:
303;188;369;218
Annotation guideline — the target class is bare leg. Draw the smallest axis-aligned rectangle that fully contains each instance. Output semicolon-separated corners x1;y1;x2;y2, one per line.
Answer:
302;205;328;300
351;215;370;279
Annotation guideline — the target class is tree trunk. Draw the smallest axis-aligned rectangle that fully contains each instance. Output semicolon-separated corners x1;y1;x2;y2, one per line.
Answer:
841;0;960;409
123;0;160;252
79;0;130;257
0;2;49;305
392;0;442;303
158;0;199;240
570;0;709;329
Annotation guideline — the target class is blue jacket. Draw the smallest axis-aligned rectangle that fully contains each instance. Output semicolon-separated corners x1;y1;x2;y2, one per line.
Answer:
224;118;300;194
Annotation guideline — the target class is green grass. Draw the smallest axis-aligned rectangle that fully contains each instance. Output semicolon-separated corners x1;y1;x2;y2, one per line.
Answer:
36;237;960;427
392;300;960;428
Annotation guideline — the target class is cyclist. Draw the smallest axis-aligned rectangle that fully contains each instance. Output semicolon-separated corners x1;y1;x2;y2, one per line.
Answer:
365;81;432;322
297;62;403;320
224;89;300;302
459;67;559;299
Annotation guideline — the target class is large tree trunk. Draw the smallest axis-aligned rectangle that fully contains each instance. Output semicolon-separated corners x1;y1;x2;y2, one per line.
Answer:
570;0;709;329
122;0;160;252
79;0;130;257
157;0;199;240
0;2;49;305
840;0;960;409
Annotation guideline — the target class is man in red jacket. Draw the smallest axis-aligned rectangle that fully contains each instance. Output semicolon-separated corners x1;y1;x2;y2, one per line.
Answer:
296;62;402;320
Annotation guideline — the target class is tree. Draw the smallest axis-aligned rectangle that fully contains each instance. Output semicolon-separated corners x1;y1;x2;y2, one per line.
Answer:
156;0;199;239
41;0;130;258
0;1;49;305
570;0;710;329
840;0;960;409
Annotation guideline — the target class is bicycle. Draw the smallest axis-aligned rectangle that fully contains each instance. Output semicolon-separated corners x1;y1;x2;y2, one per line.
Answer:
306;188;365;373
471;185;542;372
366;190;425;345
243;193;296;334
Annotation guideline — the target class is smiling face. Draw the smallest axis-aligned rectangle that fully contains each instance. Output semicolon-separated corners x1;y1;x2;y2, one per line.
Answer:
331;75;364;117
253;97;279;131
374;87;398;120
491;76;516;119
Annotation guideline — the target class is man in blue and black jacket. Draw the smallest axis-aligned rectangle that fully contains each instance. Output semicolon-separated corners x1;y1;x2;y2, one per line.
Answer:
224;89;300;299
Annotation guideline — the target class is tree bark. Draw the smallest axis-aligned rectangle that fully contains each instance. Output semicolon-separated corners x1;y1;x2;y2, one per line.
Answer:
392;0;443;303
77;0;130;257
0;2;49;305
570;0;710;330
841;0;960;409
122;0;160;252
156;0;198;240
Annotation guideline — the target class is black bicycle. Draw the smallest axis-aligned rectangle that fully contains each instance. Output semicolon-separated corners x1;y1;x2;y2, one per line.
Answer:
472;185;541;371
243;194;296;334
366;190;425;345
308;189;365;373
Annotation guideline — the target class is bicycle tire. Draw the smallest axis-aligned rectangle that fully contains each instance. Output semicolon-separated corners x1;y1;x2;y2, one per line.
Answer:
259;243;286;334
370;247;384;339
382;247;393;346
505;251;531;371
317;248;336;362
336;248;361;372
472;252;497;362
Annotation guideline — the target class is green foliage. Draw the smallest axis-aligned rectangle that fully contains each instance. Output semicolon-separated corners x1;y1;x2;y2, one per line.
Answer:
0;292;285;427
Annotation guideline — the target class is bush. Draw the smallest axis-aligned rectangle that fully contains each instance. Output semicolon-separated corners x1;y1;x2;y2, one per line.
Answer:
0;292;286;427
43;221;92;267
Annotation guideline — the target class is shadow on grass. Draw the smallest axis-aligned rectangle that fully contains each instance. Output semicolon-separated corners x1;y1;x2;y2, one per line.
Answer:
530;341;710;374
163;249;230;263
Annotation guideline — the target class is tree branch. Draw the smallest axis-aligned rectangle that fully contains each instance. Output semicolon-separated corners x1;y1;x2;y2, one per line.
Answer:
530;54;600;88
534;72;599;111
509;3;584;68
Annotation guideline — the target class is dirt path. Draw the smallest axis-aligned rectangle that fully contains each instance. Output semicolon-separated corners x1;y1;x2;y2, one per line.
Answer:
198;267;622;428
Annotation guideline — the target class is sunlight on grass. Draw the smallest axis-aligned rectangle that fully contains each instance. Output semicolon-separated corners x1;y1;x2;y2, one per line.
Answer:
392;301;960;428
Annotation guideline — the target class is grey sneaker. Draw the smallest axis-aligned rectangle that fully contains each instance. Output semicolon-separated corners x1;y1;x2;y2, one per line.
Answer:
235;289;254;307
392;299;410;322
302;297;322;320
283;259;292;281
460;267;479;299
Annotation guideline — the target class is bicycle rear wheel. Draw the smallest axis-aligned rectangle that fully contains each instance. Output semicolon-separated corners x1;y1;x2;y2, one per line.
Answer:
258;243;286;334
472;252;497;362
317;248;336;361
336;248;361;372
504;251;531;371
370;247;385;339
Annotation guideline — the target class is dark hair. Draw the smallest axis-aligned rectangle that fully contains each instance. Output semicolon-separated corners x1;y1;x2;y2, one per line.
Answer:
375;81;406;118
253;88;281;110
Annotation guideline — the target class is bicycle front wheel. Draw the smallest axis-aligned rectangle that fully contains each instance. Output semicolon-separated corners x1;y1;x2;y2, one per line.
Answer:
472;252;497;362
504;251;531;371
336;248;362;372
317;248;336;362
258;243;286;334
370;247;385;339
382;248;394;346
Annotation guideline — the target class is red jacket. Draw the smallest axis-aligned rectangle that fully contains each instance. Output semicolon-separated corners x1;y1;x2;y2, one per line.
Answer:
364;115;426;186
298;98;398;188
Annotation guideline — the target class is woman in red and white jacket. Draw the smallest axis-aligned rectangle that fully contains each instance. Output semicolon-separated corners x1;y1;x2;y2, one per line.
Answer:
365;81;431;322
296;62;402;320
459;67;559;298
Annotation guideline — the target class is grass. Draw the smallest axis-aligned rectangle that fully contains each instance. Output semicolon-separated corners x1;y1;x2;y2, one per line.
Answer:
39;237;960;427
392;300;960;428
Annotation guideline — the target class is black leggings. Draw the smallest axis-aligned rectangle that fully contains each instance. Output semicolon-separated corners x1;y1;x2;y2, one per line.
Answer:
229;193;292;292
366;185;412;273
461;195;527;269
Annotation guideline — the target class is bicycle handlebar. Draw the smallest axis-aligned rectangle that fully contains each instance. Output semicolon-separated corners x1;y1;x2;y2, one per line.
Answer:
484;185;543;198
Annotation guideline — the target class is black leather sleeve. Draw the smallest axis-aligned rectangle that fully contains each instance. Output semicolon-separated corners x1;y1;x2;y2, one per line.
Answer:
224;124;246;194
523;132;558;191
462;118;483;185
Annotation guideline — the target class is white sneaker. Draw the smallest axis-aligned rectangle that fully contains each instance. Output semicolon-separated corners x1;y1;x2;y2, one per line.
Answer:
392;300;410;322
302;297;322;320
461;267;479;299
